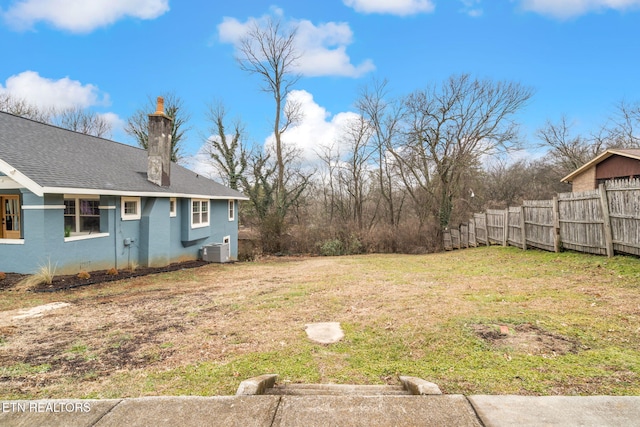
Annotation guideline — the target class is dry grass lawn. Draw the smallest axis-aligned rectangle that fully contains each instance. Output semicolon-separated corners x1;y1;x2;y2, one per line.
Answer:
1;246;639;399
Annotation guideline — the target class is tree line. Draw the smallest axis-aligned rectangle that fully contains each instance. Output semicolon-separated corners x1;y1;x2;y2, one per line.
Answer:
3;17;640;256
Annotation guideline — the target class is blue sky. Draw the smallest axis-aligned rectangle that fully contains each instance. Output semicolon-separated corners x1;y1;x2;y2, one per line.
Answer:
2;0;640;173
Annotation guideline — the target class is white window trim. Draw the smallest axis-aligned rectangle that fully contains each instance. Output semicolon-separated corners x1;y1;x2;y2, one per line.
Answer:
191;199;209;228
64;233;109;243
121;197;141;221
170;198;177;217
228;199;235;222
0;238;25;245
63;195;101;236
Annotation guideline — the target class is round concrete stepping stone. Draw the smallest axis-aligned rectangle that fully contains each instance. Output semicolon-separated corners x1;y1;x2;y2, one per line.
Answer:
305;322;344;344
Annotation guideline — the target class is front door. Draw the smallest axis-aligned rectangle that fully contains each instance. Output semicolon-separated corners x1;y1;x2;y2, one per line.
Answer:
1;195;20;239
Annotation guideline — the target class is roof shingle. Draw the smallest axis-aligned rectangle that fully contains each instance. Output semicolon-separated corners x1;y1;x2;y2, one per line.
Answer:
0;111;246;199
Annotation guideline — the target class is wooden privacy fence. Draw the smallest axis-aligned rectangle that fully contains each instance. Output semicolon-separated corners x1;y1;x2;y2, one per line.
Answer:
444;179;640;258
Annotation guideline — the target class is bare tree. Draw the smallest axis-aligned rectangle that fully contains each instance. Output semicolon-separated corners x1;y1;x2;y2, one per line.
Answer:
235;16;311;252
337;115;375;231
52;107;112;138
203;102;247;191
536;115;602;174
402;74;534;229
236;17;302;209
356;79;406;231
0;93;52;122
1;93;112;137
125;92;191;163
605;100;640;148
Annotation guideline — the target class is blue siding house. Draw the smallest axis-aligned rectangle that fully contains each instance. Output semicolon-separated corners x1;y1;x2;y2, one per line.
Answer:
0;100;247;274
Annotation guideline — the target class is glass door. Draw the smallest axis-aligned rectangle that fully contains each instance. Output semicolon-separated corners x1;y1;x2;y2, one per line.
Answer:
1;195;21;239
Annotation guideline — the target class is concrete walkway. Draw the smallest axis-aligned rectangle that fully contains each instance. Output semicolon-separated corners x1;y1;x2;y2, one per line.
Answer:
2;395;640;427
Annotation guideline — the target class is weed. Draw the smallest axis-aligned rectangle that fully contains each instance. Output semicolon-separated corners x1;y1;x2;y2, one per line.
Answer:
1;363;51;377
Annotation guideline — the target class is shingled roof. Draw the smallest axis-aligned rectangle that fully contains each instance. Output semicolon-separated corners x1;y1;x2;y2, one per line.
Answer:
0;111;247;199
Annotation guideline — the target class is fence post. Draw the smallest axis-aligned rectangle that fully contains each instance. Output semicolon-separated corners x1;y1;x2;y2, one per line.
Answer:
553;196;560;253
484;212;489;246
520;205;527;250
470;218;476;247
599;183;614;257
503;208;508;247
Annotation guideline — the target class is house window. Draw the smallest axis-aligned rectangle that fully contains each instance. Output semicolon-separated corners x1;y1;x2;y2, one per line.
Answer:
228;200;235;221
121;197;141;220
64;197;100;234
170;198;177;217
191;199;209;228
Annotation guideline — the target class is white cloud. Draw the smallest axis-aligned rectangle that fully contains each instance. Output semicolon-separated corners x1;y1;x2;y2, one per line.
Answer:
518;0;640;19
265;90;361;164
343;0;435;15
2;0;169;33
99;112;125;132
0;71;109;110
218;11;374;78
460;0;484;17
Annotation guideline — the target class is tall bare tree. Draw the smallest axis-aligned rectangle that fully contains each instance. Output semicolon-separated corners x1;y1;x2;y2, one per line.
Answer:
402;74;534;229
356;79;406;231
236;17;302;210
235;16;310;252
125;92;191;163
337;115;375;231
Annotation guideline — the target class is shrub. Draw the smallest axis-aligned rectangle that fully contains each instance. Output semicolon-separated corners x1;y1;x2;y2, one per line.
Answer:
320;239;344;256
16;259;57;289
77;271;91;280
107;267;118;276
0;272;6;281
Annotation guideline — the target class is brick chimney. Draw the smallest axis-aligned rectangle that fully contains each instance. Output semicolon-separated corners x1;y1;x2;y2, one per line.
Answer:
147;97;173;187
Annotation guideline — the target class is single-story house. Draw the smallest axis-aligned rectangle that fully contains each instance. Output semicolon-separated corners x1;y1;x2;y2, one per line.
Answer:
0;99;247;274
561;148;640;192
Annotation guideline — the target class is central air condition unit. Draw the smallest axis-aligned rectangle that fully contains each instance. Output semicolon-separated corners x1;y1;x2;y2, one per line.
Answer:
202;243;230;263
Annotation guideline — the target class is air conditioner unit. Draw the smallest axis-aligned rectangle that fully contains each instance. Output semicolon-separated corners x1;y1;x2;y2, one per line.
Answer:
202;243;230;263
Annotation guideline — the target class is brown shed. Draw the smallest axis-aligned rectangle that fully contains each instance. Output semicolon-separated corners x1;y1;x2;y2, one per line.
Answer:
561;149;640;192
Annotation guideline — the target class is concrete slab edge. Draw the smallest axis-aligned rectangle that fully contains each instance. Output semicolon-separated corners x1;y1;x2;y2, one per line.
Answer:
236;374;279;395
399;376;442;395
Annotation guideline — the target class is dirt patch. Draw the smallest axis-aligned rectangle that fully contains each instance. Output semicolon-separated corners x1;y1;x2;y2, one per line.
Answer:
471;323;581;357
0;260;209;292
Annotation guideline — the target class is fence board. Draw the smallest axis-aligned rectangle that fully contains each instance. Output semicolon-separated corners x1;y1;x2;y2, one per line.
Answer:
606;179;640;255
451;229;461;249
507;207;523;248
445;180;640;258
460;224;469;248
486;209;505;245
474;213;487;245
468;220;477;247
443;230;452;251
557;190;607;255
523;200;556;252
